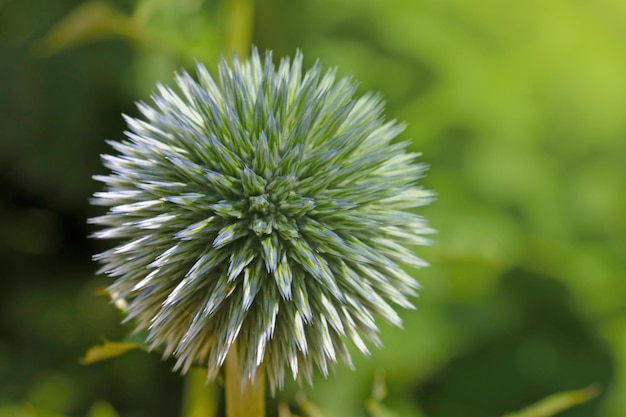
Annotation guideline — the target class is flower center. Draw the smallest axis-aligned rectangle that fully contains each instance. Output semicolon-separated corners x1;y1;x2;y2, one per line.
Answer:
241;172;315;239
249;194;273;215
248;193;275;237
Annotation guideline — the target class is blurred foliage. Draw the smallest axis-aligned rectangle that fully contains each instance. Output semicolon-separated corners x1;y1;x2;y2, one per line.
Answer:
503;385;599;417
1;0;625;416
80;341;141;365
0;400;121;417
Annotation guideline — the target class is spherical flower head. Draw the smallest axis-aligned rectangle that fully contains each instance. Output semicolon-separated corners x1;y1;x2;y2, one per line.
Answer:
90;49;434;391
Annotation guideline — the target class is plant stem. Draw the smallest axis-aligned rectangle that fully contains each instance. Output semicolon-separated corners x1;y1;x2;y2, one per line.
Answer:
182;368;217;417
139;1;255;415
226;342;265;417
222;0;256;58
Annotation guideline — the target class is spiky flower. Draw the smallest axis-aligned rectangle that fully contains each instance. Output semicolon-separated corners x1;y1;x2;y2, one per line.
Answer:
90;49;433;391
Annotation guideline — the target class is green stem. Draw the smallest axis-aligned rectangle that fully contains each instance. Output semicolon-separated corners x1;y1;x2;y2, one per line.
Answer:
182;368;218;417
185;2;260;416
226;342;265;417
222;0;256;57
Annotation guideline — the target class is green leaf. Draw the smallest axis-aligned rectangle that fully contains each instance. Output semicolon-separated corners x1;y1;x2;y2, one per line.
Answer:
503;385;600;417
33;1;141;56
80;341;141;365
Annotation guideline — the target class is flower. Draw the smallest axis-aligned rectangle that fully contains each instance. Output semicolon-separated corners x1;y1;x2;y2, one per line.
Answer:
90;49;433;391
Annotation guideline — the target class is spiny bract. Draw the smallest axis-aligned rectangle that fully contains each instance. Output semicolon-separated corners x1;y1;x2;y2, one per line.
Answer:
90;49;433;391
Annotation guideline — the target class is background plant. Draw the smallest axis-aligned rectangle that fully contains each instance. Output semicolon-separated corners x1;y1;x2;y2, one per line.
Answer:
1;0;625;416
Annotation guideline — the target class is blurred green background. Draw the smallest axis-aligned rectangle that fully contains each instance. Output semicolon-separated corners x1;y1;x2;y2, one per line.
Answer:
1;0;625;416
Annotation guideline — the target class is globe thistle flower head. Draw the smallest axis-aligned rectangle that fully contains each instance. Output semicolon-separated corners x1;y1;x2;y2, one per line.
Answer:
91;49;434;392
